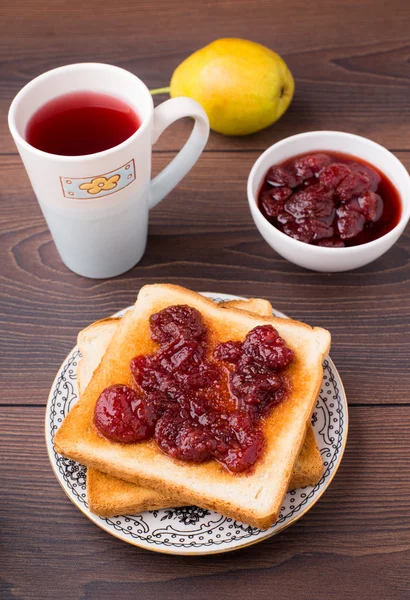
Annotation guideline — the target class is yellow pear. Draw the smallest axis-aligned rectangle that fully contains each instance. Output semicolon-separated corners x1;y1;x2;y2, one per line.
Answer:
169;38;294;136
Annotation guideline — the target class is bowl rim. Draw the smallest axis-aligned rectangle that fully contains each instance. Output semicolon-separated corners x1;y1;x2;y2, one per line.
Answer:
247;130;410;254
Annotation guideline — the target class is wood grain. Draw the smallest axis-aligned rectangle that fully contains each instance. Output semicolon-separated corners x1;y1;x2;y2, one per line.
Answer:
1;406;409;600
1;0;410;152
1;0;410;597
1;153;409;406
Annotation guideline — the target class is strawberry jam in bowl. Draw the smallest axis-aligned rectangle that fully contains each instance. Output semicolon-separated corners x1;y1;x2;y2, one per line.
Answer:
248;132;410;272
259;151;401;248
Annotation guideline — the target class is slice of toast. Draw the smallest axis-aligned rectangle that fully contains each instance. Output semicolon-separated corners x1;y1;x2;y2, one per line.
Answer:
77;299;323;517
85;425;321;517
55;284;330;529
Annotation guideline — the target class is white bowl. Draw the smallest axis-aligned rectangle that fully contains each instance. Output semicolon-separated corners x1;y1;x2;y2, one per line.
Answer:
247;131;410;272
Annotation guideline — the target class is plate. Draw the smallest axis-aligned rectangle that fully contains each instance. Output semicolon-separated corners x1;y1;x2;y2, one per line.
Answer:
46;292;348;555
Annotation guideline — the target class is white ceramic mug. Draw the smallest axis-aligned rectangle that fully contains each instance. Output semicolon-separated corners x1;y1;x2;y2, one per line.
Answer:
248;131;410;272
8;63;210;278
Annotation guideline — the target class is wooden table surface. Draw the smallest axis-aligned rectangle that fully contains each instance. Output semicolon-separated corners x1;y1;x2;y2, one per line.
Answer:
1;1;410;598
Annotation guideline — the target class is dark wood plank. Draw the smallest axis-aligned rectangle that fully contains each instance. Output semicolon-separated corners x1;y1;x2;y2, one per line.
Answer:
1;405;409;599
1;153;409;406
1;0;410;152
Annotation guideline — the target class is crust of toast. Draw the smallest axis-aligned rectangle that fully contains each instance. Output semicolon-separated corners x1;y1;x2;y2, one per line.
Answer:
55;284;330;529
86;424;323;517
78;299;323;517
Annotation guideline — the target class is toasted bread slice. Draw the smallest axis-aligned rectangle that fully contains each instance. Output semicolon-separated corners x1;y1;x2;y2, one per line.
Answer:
55;284;330;529
221;298;274;318
86;425;322;517
76;298;273;395
78;299;323;517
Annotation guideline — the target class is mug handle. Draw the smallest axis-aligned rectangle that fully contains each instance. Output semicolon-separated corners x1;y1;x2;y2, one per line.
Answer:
149;97;210;209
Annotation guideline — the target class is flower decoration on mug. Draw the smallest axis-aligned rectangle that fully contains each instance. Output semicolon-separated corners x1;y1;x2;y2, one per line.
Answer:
79;174;120;195
60;160;135;199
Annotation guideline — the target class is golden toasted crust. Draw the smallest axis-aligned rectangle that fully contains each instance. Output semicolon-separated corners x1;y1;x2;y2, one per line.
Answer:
222;298;274;317
86;430;322;517
79;298;323;518
55;284;330;529
289;423;323;490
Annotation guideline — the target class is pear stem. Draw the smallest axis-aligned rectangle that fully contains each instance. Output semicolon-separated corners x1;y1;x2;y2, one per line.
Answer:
150;86;171;96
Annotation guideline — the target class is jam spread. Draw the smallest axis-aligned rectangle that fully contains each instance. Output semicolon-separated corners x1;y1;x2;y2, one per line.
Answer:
94;305;295;473
258;151;401;247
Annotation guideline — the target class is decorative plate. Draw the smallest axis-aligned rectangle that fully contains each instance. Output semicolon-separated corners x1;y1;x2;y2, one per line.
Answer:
46;292;348;555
